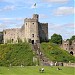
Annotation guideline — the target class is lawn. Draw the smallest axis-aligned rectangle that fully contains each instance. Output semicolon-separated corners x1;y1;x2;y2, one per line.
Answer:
0;66;74;75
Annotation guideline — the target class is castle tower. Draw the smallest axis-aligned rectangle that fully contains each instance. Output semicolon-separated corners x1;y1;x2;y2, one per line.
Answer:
33;14;39;20
24;14;40;44
3;14;48;44
71;40;75;56
62;40;70;51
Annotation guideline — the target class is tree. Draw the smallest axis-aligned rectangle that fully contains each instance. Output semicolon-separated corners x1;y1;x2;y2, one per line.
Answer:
70;35;75;41
51;33;62;44
67;35;75;45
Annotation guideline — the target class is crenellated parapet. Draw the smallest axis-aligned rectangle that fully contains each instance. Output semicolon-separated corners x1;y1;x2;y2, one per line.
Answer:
24;18;38;22
40;23;48;25
24;14;39;23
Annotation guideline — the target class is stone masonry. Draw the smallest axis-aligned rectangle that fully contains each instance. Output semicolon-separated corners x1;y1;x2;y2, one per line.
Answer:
61;40;75;56
1;14;75;56
3;14;48;44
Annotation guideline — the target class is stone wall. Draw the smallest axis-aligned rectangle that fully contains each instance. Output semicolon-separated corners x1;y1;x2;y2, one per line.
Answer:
38;23;48;42
61;40;75;56
3;28;21;44
3;14;48;44
63;63;75;67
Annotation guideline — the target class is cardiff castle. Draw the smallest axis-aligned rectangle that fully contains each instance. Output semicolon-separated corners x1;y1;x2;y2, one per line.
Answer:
0;14;75;56
3;14;48;44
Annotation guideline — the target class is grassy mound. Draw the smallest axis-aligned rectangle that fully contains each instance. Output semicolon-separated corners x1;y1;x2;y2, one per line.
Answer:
41;42;75;62
0;42;33;66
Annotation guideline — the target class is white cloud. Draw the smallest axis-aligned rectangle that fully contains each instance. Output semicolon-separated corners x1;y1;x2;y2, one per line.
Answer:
0;18;14;21
0;0;22;3
0;23;8;31
39;14;48;18
0;18;24;21
31;3;52;9
0;5;15;11
0;0;34;5
0;23;6;28
0;17;24;31
49;23;74;39
0;22;22;31
15;18;24;21
42;0;69;3
54;7;75;16
4;5;15;11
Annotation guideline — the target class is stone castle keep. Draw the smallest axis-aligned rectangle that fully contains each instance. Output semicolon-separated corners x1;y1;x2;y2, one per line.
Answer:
3;14;48;44
0;14;75;56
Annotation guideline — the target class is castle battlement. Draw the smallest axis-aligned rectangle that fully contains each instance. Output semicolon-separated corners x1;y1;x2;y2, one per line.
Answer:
24;14;39;22
40;23;48;25
24;18;38;22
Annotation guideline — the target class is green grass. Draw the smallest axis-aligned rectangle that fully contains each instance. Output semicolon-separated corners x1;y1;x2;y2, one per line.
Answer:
0;66;74;75
0;42;33;66
41;42;75;62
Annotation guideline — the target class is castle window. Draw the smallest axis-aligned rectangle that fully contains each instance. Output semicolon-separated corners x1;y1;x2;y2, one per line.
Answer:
12;39;13;43
33;23;34;24
32;34;34;37
71;48;73;50
26;23;27;25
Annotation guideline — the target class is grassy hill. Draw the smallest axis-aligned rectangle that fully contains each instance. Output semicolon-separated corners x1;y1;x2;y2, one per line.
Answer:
0;42;75;66
0;66;74;75
41;42;75;63
0;42;33;66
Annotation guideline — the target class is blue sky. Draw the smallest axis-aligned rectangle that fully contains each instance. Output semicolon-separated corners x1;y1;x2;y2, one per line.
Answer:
0;0;74;39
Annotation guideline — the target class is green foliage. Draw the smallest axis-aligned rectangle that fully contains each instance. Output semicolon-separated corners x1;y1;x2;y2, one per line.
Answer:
70;35;75;40
67;35;75;45
41;42;75;63
0;42;33;66
51;33;62;44
7;39;12;43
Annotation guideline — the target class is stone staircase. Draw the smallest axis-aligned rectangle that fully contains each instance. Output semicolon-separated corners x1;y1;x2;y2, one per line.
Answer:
32;43;53;66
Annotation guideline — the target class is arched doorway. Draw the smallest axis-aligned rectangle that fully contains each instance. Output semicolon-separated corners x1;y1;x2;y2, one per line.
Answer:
70;51;73;55
32;40;34;44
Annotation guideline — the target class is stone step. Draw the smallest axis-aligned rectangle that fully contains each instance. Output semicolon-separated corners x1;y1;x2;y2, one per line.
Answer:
32;44;52;66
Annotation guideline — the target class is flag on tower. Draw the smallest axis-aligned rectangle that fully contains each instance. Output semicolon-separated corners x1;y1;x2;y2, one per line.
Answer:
33;3;36;14
34;3;36;6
